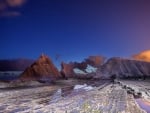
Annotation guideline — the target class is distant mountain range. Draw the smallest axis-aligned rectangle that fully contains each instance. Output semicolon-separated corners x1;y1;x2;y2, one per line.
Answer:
61;57;150;79
1;50;150;81
0;59;34;71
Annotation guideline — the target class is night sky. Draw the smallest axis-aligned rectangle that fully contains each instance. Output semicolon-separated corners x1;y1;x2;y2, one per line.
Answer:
1;0;150;63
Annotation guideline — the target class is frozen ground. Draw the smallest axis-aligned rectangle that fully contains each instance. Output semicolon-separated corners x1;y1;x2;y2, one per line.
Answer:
118;79;150;113
0;79;149;113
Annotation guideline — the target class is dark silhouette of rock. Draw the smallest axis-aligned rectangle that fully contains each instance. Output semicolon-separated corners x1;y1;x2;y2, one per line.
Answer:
0;59;34;71
19;54;60;81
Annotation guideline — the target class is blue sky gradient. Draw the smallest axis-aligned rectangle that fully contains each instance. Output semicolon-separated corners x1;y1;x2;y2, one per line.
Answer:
1;0;150;64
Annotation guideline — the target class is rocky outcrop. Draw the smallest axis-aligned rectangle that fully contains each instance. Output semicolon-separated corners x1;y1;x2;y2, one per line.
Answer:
60;62;74;78
60;56;104;78
19;54;60;81
97;57;150;79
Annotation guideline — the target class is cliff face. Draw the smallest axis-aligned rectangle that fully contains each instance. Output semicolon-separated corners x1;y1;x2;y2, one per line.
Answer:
20;54;60;81
97;57;150;78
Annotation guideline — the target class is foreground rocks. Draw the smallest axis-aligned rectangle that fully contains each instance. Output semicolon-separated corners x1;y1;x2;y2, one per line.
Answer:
118;80;150;102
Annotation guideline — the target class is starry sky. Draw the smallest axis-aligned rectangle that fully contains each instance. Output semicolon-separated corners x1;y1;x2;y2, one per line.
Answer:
0;0;150;63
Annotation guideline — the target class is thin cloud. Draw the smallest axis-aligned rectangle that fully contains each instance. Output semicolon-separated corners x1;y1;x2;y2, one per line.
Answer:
0;0;27;17
6;0;26;7
0;1;7;10
0;11;20;17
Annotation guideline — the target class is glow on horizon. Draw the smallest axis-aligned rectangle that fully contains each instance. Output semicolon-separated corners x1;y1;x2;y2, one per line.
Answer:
133;50;150;62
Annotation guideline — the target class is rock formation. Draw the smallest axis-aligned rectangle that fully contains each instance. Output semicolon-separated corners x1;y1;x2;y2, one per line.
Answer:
19;54;60;81
60;56;105;78
60;62;74;78
16;54;150;81
96;57;150;79
61;55;150;79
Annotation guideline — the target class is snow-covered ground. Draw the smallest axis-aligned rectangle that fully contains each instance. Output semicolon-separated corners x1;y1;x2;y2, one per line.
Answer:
118;79;150;113
118;80;150;101
0;79;148;113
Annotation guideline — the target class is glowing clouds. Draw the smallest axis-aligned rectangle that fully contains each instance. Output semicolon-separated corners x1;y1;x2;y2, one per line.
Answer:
0;0;27;17
132;50;150;62
6;0;26;7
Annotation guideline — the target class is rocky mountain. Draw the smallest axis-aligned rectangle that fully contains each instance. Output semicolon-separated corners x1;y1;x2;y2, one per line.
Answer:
96;57;150;79
61;56;150;79
0;59;34;71
60;56;105;78
19;54;60;82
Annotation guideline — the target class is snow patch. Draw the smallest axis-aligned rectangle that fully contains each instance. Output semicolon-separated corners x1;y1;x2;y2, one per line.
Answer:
74;84;94;91
85;65;97;73
50;89;62;103
73;68;87;75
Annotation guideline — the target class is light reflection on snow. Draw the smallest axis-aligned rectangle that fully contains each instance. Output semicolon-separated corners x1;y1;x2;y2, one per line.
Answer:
50;84;94;103
136;99;150;113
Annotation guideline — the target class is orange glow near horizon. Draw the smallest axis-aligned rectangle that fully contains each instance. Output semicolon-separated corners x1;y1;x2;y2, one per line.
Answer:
133;50;150;62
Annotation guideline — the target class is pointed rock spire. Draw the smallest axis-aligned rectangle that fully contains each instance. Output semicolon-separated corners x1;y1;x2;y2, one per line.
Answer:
20;54;60;81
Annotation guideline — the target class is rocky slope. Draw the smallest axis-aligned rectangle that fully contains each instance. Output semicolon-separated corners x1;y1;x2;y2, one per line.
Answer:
96;57;150;79
19;54;60;81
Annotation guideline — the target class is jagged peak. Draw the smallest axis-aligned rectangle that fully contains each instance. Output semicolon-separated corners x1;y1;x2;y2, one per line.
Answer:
39;53;49;58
